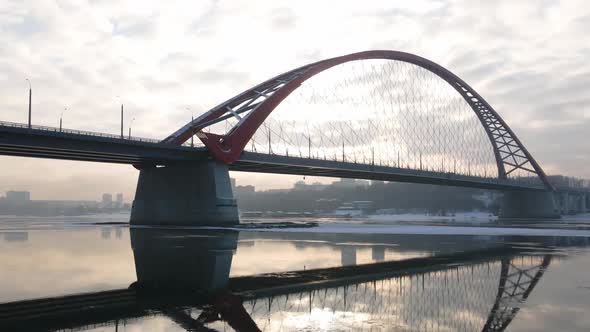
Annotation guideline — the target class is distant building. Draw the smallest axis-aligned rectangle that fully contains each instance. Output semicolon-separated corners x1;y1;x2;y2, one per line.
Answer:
0;190;130;216
315;198;340;212
294;180;307;190
472;191;500;209
332;178;357;188
307;182;328;191
235;185;255;196
356;180;371;188
265;188;290;193
34;200;99;209
333;201;374;216
547;175;590;190
116;193;124;208
6;191;31;205
102;193;113;208
294;181;328;191
352;201;374;210
331;178;371;188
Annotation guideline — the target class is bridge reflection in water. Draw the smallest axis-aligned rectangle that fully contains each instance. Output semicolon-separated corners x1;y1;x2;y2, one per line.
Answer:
237;255;550;332
0;228;580;331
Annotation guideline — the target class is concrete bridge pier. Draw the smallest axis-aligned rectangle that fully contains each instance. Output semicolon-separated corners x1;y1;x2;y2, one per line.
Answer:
574;193;588;214
499;190;560;219
130;160;239;226
571;194;581;214
558;192;569;215
557;192;589;215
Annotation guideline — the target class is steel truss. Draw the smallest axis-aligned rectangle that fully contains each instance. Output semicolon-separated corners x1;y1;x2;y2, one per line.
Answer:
163;50;553;191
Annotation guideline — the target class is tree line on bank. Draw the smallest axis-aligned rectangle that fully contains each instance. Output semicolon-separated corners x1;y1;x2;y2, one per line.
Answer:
234;181;496;214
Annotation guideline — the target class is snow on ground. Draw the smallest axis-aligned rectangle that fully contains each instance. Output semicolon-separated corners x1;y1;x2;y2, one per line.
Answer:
231;223;590;237
562;213;590;222
4;211;590;238
368;211;496;223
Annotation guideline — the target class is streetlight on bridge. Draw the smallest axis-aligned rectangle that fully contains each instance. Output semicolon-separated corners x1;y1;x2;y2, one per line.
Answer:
128;117;135;139
186;107;194;148
25;78;32;128
116;95;124;139
60;107;67;132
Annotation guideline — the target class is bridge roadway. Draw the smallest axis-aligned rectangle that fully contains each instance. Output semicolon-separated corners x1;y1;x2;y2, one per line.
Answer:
0;121;548;192
0;246;546;332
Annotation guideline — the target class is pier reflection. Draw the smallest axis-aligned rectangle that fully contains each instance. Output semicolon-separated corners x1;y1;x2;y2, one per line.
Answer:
131;228;238;291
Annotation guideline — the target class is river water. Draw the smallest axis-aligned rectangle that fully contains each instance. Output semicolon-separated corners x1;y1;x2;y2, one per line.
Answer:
1;214;590;331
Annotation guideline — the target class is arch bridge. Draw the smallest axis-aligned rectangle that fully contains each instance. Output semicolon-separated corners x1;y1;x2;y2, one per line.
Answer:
132;50;560;225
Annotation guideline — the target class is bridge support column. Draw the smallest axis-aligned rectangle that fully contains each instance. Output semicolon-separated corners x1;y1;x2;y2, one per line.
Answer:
557;192;566;215
573;193;587;214
130;161;239;226
564;192;575;215
499;191;560;219
572;194;581;214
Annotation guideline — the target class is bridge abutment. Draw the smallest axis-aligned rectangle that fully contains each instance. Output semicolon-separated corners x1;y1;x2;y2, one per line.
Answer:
130;161;239;226
500;191;560;219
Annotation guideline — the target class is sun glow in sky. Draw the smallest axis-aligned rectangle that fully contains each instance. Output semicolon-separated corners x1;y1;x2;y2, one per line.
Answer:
0;0;588;200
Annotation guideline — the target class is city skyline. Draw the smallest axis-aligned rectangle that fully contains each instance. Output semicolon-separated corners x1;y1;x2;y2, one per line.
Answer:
0;189;128;204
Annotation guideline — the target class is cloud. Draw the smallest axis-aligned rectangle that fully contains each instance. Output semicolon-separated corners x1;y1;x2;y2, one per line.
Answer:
268;7;298;30
112;17;156;37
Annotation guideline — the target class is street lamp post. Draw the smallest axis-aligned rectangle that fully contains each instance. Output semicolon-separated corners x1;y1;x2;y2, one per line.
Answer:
60;107;67;132
128;117;135;139
117;96;124;139
186;107;194;148
26;79;32;128
120;104;124;139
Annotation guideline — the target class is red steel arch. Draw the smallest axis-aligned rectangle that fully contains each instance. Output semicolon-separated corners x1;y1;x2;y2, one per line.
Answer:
163;50;553;190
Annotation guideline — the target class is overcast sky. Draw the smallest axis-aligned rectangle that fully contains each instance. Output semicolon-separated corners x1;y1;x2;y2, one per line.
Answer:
0;0;588;200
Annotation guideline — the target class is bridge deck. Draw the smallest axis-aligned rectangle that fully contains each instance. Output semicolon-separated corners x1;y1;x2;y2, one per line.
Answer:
0;123;577;192
0;122;209;164
234;152;546;191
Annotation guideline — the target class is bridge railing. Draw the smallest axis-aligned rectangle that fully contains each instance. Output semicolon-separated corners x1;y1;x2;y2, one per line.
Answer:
242;145;547;189
0;120;196;148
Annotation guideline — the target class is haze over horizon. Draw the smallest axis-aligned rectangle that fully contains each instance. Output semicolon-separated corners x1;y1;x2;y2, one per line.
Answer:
1;0;588;201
